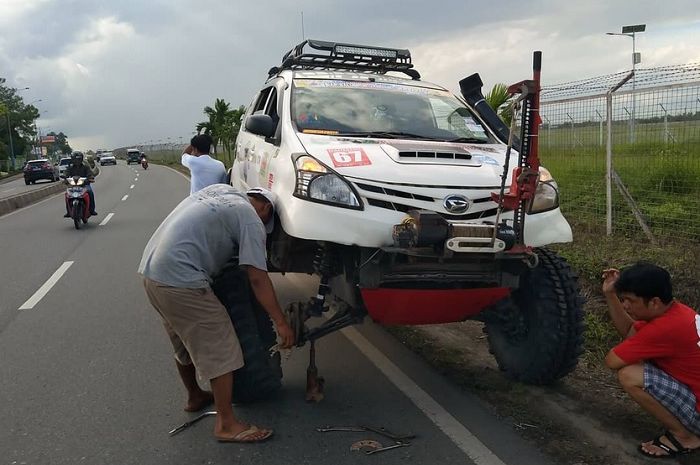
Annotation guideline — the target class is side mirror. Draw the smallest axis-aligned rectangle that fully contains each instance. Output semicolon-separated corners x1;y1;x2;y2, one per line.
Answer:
245;114;276;138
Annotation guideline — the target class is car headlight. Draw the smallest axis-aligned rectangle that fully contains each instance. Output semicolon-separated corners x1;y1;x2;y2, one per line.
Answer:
529;167;560;214
293;155;362;209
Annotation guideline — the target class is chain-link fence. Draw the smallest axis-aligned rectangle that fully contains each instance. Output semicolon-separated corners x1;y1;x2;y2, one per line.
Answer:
540;63;700;243
113;141;234;167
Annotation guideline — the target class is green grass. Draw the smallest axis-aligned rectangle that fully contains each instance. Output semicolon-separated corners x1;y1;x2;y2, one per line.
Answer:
540;120;700;242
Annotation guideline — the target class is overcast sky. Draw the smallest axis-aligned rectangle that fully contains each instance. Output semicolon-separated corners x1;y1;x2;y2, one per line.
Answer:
1;0;699;151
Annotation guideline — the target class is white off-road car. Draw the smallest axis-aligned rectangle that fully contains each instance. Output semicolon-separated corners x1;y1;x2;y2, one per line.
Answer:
225;40;584;401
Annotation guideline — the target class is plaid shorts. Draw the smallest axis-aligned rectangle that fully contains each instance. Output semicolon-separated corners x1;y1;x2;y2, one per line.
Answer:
644;363;700;435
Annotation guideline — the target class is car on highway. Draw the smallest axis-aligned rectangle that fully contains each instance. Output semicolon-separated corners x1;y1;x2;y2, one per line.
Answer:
126;149;141;165
23;159;59;184
99;152;117;166
57;157;72;177
228;39;584;401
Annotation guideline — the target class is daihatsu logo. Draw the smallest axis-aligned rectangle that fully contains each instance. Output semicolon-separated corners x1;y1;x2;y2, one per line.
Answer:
443;195;471;214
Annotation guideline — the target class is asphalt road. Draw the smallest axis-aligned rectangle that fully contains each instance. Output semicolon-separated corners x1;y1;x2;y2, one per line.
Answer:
0;163;554;465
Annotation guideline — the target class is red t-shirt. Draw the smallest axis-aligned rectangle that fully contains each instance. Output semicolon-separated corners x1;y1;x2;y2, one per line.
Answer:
613;302;700;412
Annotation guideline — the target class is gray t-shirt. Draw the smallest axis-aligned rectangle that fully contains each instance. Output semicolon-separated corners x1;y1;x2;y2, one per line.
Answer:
138;184;267;288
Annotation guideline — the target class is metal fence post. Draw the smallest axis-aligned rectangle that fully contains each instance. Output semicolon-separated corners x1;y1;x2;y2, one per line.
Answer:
606;92;613;235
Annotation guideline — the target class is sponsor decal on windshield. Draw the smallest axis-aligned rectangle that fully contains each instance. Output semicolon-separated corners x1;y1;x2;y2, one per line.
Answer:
295;79;446;96
327;148;372;168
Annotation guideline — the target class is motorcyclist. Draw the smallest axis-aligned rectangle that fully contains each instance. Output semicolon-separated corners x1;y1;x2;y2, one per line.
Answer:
63;151;97;217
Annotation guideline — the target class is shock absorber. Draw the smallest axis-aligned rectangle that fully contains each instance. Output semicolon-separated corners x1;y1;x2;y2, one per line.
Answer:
310;242;335;317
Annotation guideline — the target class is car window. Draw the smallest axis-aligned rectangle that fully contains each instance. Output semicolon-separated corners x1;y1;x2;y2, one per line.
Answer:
292;79;492;142
60;159;71;165
252;87;273;115
27;161;45;166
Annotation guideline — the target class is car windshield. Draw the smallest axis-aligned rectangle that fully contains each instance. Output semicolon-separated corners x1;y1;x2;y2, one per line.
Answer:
292;79;492;142
59;159;71;165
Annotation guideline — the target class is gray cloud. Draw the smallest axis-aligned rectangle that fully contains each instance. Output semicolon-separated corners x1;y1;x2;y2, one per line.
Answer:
1;0;698;149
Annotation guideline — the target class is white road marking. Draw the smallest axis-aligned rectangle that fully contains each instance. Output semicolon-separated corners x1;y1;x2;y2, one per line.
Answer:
341;326;508;465
19;261;74;310
130;184;134;189
134;178;138;181
121;195;128;201
99;212;115;226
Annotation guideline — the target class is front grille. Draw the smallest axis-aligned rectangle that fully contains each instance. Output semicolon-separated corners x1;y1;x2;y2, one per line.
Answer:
355;182;434;203
366;198;502;220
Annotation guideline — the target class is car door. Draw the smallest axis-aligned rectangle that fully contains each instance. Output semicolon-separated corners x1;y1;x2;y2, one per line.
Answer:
240;82;283;190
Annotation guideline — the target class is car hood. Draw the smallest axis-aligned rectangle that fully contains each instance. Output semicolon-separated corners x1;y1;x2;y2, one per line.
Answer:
296;133;512;187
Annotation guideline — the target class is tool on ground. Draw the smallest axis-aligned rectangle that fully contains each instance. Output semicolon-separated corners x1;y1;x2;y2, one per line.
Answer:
350;439;383;453
317;425;416;441
365;441;411;455
305;340;324;402
168;410;217;436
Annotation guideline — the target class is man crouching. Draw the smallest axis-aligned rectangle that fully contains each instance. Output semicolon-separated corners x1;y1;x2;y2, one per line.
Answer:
603;262;700;459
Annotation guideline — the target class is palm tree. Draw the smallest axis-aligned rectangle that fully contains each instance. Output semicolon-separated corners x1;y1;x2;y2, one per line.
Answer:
485;83;514;126
196;100;247;167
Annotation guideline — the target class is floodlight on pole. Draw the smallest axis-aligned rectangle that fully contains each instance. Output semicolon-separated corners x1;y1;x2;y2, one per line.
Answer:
606;24;646;143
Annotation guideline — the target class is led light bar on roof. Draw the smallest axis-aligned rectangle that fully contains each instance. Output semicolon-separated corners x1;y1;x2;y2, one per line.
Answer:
335;45;397;58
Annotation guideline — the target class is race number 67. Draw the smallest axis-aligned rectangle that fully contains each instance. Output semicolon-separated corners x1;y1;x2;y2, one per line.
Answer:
328;148;371;168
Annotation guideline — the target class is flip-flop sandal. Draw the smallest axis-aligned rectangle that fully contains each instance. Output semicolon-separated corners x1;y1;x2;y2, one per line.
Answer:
217;425;273;443
638;430;695;459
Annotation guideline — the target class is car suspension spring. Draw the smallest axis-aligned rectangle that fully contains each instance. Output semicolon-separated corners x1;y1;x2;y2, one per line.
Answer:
310;242;339;317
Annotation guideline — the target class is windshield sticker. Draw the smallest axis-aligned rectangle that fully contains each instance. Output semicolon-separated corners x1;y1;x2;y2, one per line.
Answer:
327;148;372;168
302;129;339;135
295;79;446;96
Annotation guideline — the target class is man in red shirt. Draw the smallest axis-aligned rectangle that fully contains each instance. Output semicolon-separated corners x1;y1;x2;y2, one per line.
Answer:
603;262;700;459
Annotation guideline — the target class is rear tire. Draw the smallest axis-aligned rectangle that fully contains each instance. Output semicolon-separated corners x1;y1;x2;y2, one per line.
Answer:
211;265;282;403
483;248;585;385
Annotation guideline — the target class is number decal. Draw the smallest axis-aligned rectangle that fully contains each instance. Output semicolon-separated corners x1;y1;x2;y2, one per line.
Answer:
327;148;371;168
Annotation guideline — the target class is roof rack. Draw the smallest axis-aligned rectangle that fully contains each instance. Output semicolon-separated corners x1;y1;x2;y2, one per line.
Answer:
268;39;421;80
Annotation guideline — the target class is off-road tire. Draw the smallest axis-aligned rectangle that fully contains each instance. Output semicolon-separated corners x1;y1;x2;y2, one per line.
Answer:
211;266;282;403
484;248;585;385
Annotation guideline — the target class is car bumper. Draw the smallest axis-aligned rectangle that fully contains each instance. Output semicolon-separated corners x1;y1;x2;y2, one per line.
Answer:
280;197;572;248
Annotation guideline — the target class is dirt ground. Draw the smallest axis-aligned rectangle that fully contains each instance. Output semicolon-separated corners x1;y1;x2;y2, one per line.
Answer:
390;292;697;465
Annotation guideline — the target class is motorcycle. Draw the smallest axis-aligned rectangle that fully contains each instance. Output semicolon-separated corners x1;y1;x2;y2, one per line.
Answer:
141;158;148;170
64;176;91;229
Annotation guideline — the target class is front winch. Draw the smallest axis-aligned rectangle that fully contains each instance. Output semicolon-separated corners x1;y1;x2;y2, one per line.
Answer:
392;209;517;252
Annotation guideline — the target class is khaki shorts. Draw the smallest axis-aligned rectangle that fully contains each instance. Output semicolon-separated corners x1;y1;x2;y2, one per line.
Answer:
143;277;244;380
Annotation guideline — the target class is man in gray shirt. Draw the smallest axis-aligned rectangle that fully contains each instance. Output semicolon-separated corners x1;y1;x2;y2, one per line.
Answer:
139;184;294;443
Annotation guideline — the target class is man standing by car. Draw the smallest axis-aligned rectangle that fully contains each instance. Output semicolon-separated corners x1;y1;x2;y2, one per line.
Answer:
63;152;97;217
603;263;700;458
138;184;294;443
181;134;226;194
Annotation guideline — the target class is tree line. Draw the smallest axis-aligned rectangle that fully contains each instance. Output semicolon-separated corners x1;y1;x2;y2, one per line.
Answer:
195;98;245;167
0;79;71;169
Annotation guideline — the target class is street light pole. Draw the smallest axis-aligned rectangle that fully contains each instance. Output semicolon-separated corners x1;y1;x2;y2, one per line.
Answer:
606;24;645;144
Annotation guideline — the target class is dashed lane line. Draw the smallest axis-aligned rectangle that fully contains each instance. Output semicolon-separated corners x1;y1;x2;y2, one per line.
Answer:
19;261;74;310
130;184;135;189
121;195;128;201
99;212;115;226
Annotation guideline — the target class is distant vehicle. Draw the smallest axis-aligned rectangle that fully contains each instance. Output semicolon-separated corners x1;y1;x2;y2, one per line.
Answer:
126;149;141;165
99;152;117;166
23;159;59;184
58;157;72;177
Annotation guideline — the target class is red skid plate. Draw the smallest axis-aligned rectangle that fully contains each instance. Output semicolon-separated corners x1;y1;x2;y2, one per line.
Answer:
360;288;511;325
